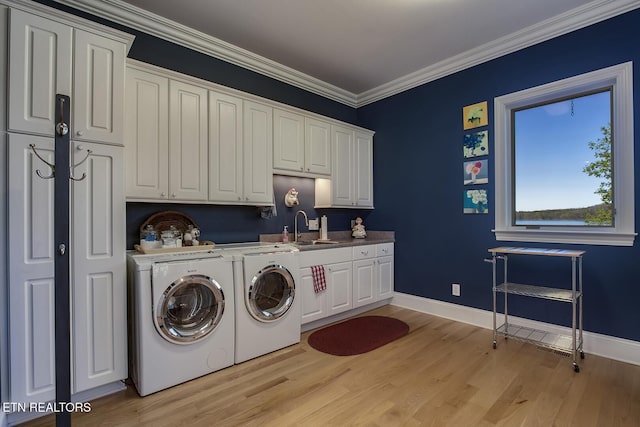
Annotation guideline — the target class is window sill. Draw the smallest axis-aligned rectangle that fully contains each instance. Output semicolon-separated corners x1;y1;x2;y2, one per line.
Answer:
493;229;636;247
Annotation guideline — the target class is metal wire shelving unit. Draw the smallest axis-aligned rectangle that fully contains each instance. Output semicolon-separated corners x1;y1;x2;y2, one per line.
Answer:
486;247;585;372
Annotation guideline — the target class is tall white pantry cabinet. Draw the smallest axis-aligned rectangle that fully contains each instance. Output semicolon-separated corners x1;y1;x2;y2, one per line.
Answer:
4;4;133;405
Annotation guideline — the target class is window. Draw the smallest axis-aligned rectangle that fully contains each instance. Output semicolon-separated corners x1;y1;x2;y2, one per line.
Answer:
494;62;635;246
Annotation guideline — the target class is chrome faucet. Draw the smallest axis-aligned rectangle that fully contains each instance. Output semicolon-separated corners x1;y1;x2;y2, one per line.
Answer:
294;210;309;242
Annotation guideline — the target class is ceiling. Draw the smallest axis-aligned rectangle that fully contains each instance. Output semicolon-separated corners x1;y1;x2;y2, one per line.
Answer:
59;0;640;106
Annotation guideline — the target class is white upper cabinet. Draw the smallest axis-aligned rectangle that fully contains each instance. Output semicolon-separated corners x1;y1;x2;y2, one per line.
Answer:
315;125;374;209
8;9;129;144
304;117;331;175
8;9;72;136
73;29;126;144
242;100;273;204
208;91;244;202
354;131;374;207
273;109;305;173
169;80;208;201
124;67;169;199
124;61;374;207
273;110;331;176
331;125;356;206
208;96;272;205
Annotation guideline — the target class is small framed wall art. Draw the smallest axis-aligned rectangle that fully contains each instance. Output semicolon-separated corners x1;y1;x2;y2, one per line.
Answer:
463;101;488;130
464;189;489;214
463;130;489;158
463;159;488;185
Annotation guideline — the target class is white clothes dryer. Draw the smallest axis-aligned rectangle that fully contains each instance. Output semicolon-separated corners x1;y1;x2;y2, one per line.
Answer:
232;245;301;363
127;250;235;396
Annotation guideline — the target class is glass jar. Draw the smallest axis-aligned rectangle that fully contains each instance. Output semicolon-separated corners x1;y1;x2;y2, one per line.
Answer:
140;224;160;249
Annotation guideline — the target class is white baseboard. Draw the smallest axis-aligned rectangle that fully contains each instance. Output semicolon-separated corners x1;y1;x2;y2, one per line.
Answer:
391;292;640;366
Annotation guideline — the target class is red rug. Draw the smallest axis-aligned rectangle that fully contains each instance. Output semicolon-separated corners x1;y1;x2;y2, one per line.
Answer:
308;315;410;356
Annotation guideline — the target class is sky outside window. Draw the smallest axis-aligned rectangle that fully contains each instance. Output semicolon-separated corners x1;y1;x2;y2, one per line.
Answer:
513;91;611;216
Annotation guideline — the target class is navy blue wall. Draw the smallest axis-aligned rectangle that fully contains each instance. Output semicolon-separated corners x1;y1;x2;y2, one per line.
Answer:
358;9;640;342
126;176;370;248
43;0;640;341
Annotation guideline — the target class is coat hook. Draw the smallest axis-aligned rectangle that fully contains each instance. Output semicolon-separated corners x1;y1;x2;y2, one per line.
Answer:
69;147;93;181
29;144;55;179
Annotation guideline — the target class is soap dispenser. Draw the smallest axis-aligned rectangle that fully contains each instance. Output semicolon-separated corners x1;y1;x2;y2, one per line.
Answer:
282;225;289;243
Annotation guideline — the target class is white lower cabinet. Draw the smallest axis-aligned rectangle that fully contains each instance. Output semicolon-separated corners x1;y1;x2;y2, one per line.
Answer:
8;134;126;402
376;243;395;300
353;247;376;308
353;244;395;307
299;247;352;324
300;244;394;325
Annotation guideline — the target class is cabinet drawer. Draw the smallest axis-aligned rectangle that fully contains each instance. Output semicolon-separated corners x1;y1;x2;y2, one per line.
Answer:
377;243;394;257
299;247;352;268
352;245;376;260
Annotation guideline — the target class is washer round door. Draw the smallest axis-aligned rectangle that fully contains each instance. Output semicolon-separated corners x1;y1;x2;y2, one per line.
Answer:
247;264;295;322
156;274;225;344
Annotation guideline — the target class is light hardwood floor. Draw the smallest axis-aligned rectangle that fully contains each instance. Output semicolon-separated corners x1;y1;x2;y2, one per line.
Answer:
21;305;640;426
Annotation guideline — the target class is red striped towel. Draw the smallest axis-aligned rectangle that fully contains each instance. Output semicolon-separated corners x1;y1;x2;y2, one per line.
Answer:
311;265;326;293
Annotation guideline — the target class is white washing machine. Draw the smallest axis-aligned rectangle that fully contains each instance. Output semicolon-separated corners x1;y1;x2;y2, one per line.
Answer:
127;250;235;396
232;245;301;363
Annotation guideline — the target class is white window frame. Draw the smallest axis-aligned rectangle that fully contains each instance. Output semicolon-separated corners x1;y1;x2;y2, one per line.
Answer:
493;62;635;246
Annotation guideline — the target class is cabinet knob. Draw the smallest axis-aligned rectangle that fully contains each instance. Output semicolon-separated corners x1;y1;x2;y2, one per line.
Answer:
238;197;241;201
245;197;249;201
300;167;304;171
160;192;166;197
76;144;84;151
171;193;176;198
76;130;84;136
306;168;310;171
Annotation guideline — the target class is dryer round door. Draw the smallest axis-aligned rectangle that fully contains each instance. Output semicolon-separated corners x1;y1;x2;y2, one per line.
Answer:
156;274;225;344
247;264;295;322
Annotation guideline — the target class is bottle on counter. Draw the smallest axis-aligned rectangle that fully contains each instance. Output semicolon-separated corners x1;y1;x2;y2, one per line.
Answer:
184;225;193;246
282;225;289;243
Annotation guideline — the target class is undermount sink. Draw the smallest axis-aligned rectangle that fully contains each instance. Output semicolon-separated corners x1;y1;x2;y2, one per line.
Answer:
294;240;340;246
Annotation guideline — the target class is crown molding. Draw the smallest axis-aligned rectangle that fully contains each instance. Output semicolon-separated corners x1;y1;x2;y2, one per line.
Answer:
36;0;640;108
52;0;359;107
357;0;640;106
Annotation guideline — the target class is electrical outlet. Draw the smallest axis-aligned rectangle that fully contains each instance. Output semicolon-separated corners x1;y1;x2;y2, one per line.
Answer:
308;218;319;230
452;283;461;296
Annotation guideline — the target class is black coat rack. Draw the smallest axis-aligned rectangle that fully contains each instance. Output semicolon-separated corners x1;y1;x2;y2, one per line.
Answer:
29;94;93;427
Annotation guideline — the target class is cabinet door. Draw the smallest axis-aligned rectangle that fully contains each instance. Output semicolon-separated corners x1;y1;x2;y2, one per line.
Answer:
353;259;376;307
169;81;208;201
208;91;243;202
331;125;355;207
72;142;126;393
8;134;56;403
355;131;374;207
376;256;394;300
8;9;72;136
243;101;273;204
305;118;331;175
299;267;327;324
273;109;304;173
73;30;126;144
124;68;169;199
326;261;353;316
